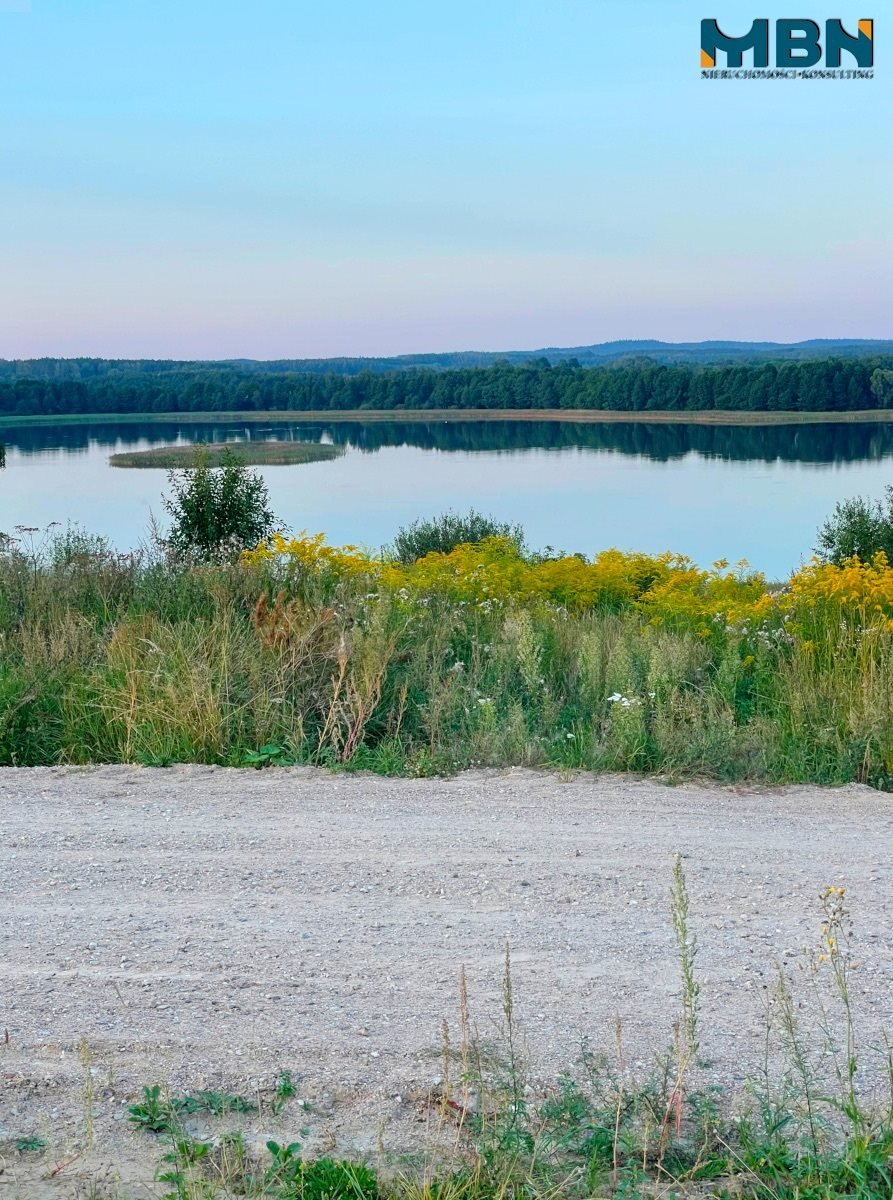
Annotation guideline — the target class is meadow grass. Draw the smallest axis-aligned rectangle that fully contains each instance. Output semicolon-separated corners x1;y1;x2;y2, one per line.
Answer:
3;525;893;786
5;533;893;1196
109;442;342;468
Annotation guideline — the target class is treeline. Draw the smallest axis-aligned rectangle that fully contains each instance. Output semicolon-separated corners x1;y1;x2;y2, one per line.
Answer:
2;358;893;418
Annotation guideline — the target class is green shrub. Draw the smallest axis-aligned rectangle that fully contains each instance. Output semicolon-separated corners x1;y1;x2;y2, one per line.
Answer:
390;509;524;564
163;446;278;563
816;487;893;564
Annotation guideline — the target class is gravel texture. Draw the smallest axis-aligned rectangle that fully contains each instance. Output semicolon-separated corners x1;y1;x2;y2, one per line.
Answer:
1;765;892;1194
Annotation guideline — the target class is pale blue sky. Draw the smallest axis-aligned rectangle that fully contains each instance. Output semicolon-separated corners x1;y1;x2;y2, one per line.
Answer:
1;1;889;357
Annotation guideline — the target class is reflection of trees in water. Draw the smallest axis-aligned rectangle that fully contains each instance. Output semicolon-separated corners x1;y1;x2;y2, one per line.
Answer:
309;421;893;464
7;419;893;466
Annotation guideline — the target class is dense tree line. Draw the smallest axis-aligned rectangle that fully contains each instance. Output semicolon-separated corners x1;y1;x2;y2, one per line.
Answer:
2;358;893;419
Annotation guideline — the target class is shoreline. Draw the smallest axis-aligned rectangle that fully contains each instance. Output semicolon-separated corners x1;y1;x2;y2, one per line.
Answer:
2;406;893;428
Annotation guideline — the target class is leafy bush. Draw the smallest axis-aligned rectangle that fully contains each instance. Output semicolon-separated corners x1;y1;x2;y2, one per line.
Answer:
163;446;278;562
816;487;893;565
390;509;524;564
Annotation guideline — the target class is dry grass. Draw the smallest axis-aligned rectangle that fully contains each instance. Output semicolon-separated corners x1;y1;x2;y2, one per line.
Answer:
3;525;893;789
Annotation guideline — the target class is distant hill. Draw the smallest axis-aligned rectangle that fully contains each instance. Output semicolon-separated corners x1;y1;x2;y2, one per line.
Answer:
1;339;892;380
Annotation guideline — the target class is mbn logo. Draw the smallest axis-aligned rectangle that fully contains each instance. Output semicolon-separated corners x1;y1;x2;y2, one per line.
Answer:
701;18;874;67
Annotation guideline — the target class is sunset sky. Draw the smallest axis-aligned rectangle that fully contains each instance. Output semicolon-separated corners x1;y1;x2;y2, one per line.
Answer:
2;0;889;358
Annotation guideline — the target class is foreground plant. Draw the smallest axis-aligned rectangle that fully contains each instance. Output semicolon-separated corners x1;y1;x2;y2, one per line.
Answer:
102;871;893;1200
5;521;893;787
163;447;279;563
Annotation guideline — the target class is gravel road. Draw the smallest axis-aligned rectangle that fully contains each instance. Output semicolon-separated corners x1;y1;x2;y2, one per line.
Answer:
1;766;892;1194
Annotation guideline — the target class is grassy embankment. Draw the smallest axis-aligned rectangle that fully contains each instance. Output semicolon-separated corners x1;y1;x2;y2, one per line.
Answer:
2;527;893;786
4;407;893;427
109;442;342;468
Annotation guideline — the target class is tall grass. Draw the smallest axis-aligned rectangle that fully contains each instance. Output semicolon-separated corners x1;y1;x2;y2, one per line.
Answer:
2;524;893;786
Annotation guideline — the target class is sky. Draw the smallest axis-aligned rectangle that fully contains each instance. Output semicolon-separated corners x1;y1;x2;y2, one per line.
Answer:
0;0;889;358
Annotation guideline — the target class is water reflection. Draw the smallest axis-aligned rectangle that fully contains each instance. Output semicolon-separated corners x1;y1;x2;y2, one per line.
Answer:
5;416;893;465
6;417;893;576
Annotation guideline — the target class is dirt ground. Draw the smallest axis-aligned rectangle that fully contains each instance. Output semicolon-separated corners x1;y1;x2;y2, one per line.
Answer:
2;765;892;1196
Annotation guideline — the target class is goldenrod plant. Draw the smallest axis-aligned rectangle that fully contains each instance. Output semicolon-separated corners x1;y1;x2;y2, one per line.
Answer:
3;518;893;785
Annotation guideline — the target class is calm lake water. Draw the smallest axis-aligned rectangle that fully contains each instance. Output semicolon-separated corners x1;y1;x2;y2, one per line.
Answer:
4;417;893;577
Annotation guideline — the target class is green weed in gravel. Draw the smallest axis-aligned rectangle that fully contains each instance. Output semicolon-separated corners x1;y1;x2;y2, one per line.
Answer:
102;869;893;1199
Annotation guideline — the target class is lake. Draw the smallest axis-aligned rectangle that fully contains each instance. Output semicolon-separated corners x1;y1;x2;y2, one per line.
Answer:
4;416;893;578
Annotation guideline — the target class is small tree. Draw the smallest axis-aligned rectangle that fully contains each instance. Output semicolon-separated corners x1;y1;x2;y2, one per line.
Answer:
870;368;893;408
816;488;893;565
162;447;278;562
391;509;525;564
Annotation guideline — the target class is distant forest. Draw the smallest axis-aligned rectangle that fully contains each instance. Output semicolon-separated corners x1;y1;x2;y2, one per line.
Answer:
2;357;893;417
3;338;893;377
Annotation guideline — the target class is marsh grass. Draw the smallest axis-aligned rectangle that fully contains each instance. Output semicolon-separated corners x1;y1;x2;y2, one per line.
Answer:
109;442;342;469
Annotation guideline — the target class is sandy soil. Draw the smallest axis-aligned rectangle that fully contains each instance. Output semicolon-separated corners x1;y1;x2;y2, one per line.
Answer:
1;766;892;1196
